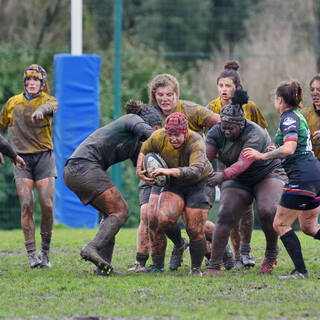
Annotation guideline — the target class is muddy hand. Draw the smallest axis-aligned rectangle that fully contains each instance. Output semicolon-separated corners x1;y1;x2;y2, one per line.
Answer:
31;109;44;123
14;155;27;169
0;152;4;168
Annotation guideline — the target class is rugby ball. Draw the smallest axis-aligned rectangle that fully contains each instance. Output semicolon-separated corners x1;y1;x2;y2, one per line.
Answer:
143;153;170;187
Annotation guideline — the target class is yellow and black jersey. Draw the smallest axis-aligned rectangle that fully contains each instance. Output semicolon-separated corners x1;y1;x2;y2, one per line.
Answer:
207;96;268;129
301;105;320;160
141;128;213;186
156;100;218;135
0;91;58;154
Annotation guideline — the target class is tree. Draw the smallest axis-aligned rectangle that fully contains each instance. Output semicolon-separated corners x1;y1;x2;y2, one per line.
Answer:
209;0;262;55
312;0;320;72
134;0;212;63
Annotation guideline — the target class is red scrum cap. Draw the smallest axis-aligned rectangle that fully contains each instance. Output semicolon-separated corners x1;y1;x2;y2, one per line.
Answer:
165;112;189;142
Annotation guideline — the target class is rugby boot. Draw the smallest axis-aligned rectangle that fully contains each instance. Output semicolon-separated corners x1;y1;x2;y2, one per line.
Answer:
39;231;51;267
95;237;116;275
80;244;113;275
203;268;220;276
128;253;148;272
234;254;244;269
25;240;40;268
278;270;309;280
240;254;256;268
147;265;165;273
169;237;188;271
128;261;147;272
28;253;41;268
222;243;235;270
259;256;277;274
38;249;51;268
189;267;202;276
94;268;123;276
259;247;278;274
83;215;121;275
240;243;255;268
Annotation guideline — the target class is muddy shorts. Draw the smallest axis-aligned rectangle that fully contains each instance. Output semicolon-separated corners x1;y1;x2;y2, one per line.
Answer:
13;150;57;181
221;167;287;193
63;158;114;205
138;180;162;206
162;178;215;209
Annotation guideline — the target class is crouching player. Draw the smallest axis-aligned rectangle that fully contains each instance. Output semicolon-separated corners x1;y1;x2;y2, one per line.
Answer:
63;104;162;275
137;112;215;275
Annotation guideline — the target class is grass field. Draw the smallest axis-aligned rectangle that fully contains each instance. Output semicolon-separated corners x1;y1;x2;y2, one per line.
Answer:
0;226;319;320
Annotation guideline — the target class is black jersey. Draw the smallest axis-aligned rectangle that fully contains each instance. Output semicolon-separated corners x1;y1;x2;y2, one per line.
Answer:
206;120;281;184
69;114;154;170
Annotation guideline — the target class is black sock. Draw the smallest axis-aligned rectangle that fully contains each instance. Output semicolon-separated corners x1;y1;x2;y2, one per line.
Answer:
314;229;320;240
40;232;51;251
189;237;206;269
93;215;121;250
151;254;165;268
136;253;149;266
99;237;115;264
280;229;307;274
161;223;183;248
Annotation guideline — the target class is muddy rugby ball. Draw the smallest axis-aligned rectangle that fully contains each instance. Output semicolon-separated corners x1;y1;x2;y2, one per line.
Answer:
143;153;170;187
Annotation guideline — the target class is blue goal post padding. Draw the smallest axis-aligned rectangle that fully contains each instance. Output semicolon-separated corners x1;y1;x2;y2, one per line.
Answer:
53;54;101;228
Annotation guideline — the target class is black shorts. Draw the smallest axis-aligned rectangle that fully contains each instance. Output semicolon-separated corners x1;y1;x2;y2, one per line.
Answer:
13;150;57;181
280;180;320;210
162;178;215;209
63;158;114;205
221;167;287;193
138;180;162;206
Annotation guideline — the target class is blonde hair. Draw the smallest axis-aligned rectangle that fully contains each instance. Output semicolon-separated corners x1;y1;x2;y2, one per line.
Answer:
148;74;180;107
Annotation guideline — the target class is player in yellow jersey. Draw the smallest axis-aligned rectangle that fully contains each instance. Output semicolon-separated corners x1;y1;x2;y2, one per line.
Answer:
206;60;269;269
137;112;215;275
301;74;320;160
129;74;224;272
0;64;58;268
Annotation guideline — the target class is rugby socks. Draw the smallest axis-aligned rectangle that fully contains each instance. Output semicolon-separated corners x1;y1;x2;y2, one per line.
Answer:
40;231;51;251
240;242;251;256
99;237;115;263
151;254;165;269
313;229;320;240
189;237;206;269
87;215;121;251
280;229;307;274
208;254;223;270
136;253;149;266
161;223;184;248
94;215;121;250
25;239;37;256
265;245;278;259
